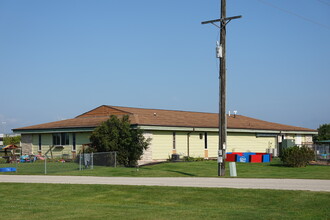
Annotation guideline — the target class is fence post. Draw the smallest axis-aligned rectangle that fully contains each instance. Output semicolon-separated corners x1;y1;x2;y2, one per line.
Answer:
44;156;47;175
314;144;317;161
91;152;94;169
15;156;18;173
114;152;117;168
79;153;82;171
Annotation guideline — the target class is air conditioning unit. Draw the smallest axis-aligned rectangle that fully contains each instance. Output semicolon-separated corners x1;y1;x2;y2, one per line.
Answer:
171;154;180;161
272;148;278;157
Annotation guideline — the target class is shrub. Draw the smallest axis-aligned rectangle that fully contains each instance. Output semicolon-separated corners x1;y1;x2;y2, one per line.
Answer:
0;158;7;163
183;156;205;162
279;145;315;167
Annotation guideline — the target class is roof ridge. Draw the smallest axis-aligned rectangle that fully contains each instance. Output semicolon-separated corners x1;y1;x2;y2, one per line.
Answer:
76;105;133;118
75;105;107;118
106;105;133;115
107;105;218;115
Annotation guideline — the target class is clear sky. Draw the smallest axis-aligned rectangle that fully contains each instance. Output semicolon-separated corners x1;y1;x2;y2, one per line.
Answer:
1;0;329;133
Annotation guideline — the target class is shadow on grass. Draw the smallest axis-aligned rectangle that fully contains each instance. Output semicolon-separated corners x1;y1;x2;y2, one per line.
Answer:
269;163;286;167
165;170;196;176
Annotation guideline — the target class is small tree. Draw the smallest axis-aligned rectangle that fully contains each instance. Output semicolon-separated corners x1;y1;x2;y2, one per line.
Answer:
90;115;150;167
3;135;21;145
279;145;315;167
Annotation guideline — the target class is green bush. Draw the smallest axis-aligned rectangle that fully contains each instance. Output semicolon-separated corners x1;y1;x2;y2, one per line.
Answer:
280;145;315;167
183;156;205;162
0;157;7;163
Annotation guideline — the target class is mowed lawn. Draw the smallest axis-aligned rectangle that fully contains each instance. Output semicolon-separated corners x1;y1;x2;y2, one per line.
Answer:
1;183;329;220
77;159;330;179
1;159;330;179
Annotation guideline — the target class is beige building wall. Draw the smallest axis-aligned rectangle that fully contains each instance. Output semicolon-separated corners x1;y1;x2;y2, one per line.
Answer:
188;133;204;158
175;132;188;156
151;131;173;160
201;132;276;158
150;131;278;160
22;129;314;161
227;132;276;153
207;133;219;158
30;132;91;156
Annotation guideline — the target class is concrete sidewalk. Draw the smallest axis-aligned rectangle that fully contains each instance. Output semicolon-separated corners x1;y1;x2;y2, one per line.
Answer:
0;175;329;192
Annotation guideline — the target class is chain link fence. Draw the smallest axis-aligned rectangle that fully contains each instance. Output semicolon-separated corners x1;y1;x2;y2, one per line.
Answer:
0;152;117;174
79;152;117;170
294;144;329;165
313;143;329;164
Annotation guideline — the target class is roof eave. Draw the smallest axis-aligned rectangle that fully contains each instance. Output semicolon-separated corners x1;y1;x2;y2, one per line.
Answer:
13;127;95;134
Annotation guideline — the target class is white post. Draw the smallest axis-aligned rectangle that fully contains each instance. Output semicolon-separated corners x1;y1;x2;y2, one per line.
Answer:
229;162;237;177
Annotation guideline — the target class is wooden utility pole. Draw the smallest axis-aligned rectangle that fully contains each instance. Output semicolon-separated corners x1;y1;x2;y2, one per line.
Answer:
202;0;241;176
219;0;227;177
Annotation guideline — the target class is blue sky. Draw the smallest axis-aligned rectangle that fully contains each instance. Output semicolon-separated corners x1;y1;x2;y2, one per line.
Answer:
1;0;329;133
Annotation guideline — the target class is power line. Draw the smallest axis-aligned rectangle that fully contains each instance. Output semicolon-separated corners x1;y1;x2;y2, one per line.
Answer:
257;0;330;30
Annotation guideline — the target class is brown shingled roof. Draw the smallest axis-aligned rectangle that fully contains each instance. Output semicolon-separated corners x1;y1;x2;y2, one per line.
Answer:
13;105;316;132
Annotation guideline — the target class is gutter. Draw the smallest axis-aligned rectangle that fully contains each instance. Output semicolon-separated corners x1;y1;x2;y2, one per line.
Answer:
138;125;317;135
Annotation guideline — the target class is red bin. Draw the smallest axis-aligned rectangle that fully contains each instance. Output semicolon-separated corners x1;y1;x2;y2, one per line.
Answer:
250;154;262;163
226;154;236;162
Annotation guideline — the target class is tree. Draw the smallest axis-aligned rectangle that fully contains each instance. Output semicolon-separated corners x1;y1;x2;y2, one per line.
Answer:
315;123;330;141
90;115;150;167
3;135;21;145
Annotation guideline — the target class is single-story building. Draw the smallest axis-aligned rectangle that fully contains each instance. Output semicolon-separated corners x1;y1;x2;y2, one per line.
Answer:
13;105;317;164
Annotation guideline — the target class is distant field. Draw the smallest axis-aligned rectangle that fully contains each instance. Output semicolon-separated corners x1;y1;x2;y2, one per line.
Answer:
1;159;329;179
1;183;329;220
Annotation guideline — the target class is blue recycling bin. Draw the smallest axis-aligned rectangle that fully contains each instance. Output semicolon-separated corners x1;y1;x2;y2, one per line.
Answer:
236;155;250;163
262;154;270;162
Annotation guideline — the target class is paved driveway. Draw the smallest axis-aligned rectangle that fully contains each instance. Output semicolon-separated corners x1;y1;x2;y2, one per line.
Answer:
0;175;329;192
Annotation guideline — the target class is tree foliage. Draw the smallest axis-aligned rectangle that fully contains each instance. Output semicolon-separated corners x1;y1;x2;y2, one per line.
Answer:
90;115;150;167
279;146;315;167
3;135;21;145
315;123;330;141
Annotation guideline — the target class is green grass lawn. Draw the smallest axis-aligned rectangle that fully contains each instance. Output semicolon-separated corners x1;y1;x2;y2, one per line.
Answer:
63;159;330;179
1;159;329;179
1;183;329;220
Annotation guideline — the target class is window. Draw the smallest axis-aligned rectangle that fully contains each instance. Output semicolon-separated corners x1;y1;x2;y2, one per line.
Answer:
53;133;61;145
53;133;69;146
173;132;176;150
72;133;76;151
204;132;208;149
38;134;42;151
